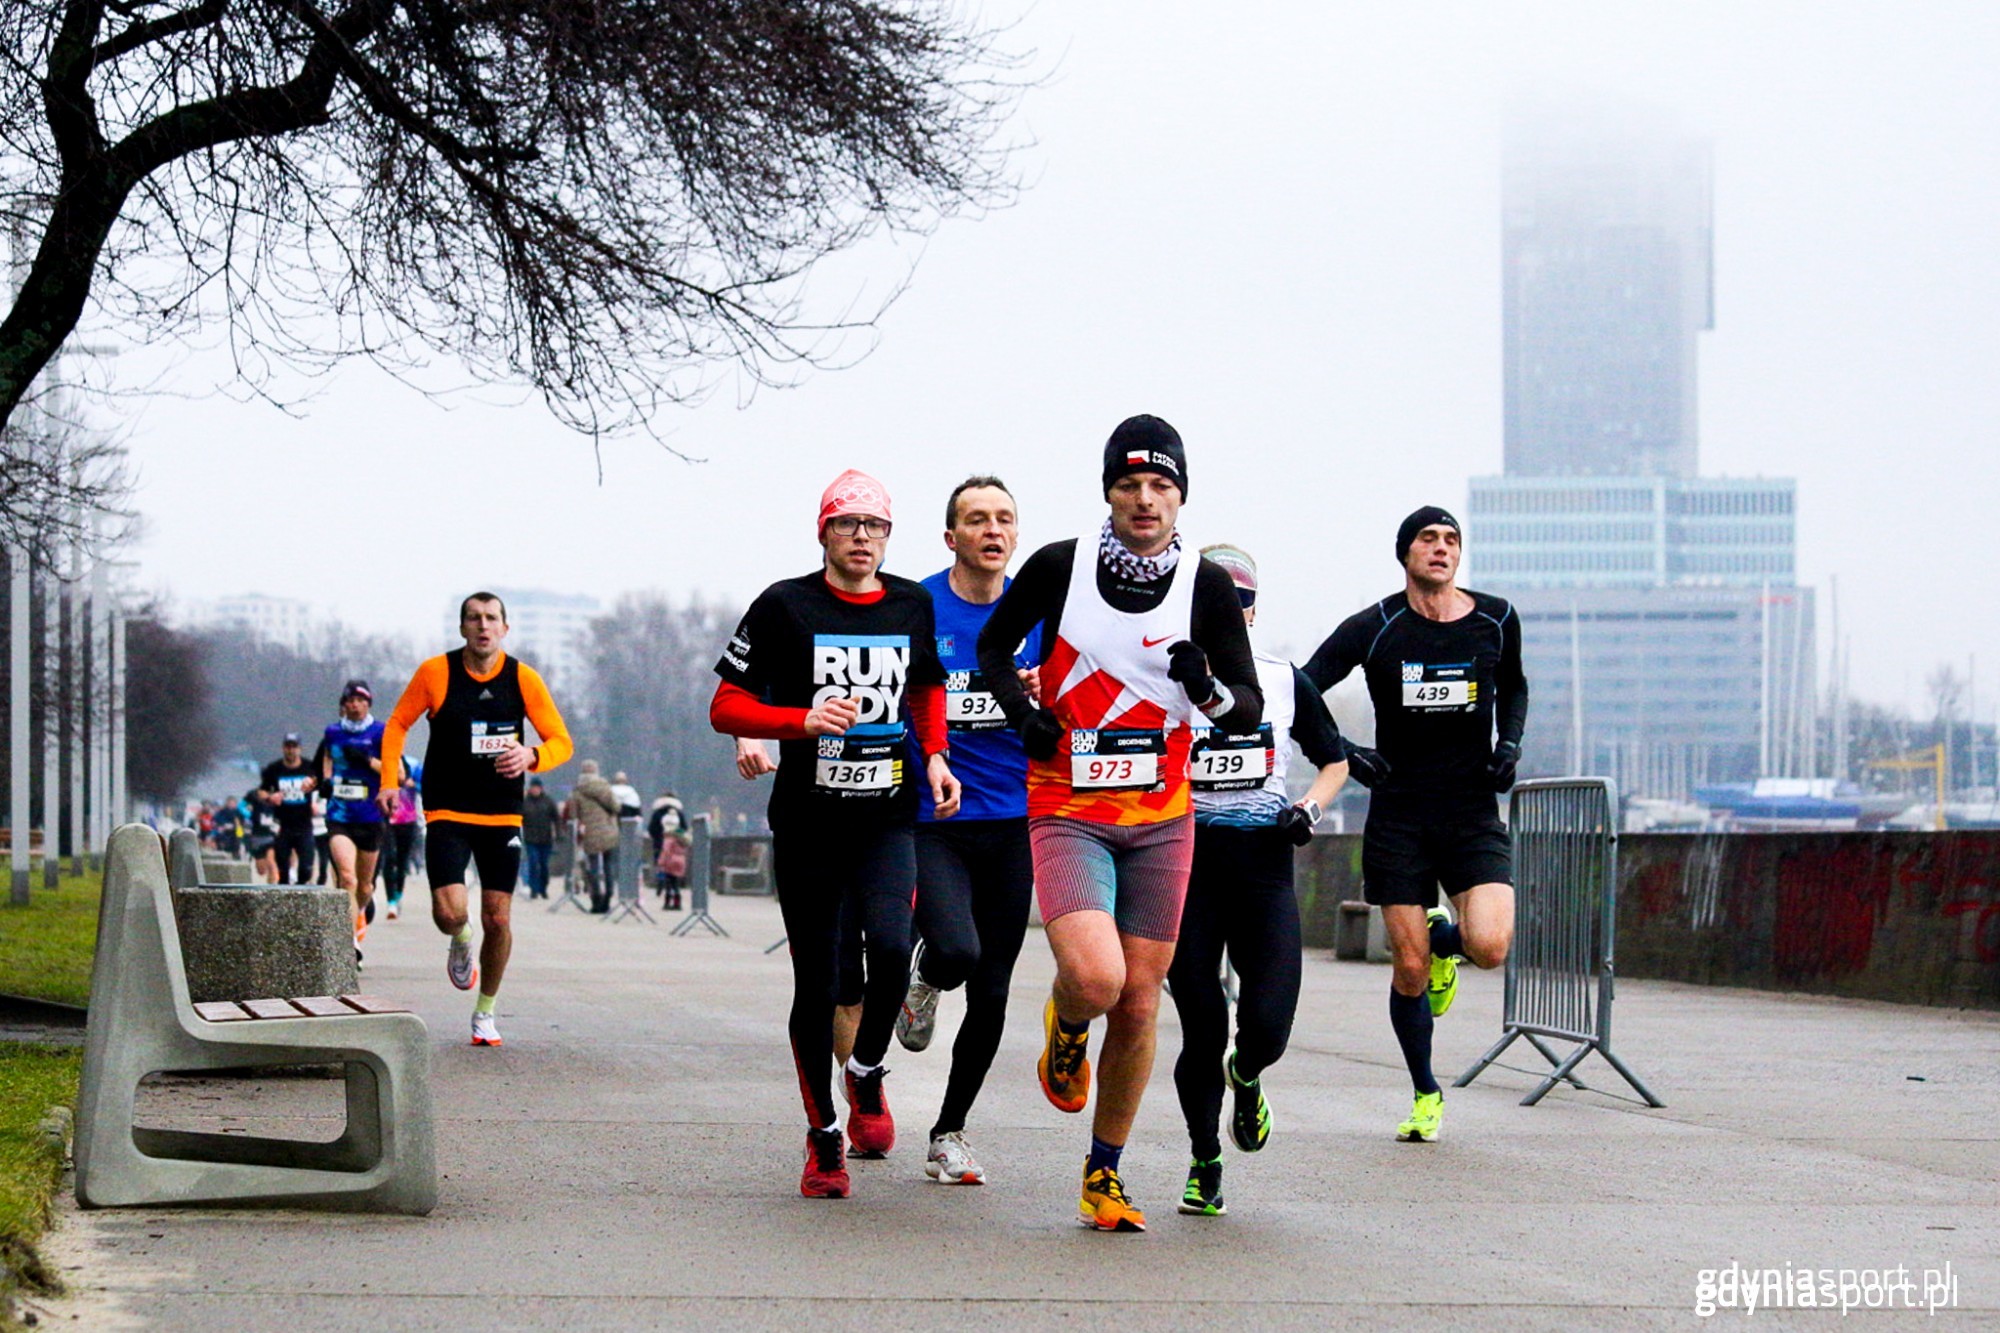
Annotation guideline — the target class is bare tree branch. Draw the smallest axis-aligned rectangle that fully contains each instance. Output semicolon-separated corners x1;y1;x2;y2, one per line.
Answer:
0;0;1030;478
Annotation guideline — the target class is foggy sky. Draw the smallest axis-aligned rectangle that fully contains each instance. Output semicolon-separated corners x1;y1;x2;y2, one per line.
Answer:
97;2;2000;720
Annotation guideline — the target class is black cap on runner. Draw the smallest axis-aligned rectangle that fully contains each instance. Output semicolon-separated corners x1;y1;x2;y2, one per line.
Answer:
1102;415;1187;500
1396;506;1460;565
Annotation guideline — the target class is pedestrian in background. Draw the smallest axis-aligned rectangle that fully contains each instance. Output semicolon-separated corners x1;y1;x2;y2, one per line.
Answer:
521;778;559;900
570;760;620;913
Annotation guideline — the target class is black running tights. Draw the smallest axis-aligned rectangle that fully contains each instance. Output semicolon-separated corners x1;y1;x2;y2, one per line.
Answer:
1167;821;1302;1160
774;822;915;1129
912;818;1034;1137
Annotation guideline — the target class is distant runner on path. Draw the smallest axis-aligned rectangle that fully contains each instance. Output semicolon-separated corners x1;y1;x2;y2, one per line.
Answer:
380;592;574;1048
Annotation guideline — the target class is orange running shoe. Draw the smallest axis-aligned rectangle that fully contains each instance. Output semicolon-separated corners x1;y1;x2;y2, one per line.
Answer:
1038;996;1090;1114
1078;1161;1146;1232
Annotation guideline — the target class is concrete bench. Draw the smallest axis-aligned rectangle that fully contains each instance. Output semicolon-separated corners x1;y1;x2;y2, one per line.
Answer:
75;826;437;1215
168;830;358;1004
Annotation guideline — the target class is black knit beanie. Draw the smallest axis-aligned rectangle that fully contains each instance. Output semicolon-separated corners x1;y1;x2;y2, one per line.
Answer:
1396;505;1461;564
1102;415;1188;500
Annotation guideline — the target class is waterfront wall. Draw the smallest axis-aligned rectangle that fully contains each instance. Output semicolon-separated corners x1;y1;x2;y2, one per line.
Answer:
1295;830;2000;1010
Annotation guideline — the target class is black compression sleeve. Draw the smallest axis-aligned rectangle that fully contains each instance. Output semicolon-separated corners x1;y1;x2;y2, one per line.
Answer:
1290;667;1347;768
978;540;1073;728
1302;613;1371;693
1191;560;1261;730
1496;604;1529;749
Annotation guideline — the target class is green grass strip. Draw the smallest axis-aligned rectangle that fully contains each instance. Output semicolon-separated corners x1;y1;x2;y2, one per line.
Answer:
0;870;100;1009
0;1044;82;1316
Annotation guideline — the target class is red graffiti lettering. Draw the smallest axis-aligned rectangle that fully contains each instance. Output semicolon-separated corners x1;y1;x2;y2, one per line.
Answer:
1773;843;1891;979
1945;901;2000;965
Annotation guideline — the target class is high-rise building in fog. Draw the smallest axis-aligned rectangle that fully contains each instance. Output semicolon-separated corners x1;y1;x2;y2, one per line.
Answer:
1502;104;1713;479
1470;101;1814;800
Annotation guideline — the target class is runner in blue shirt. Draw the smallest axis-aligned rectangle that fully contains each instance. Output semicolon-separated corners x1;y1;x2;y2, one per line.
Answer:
317;679;387;963
894;476;1043;1186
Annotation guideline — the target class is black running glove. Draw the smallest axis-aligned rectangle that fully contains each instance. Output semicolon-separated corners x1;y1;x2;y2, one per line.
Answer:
1166;641;1217;707
1275;803;1317;847
1488;740;1521;793
1345;745;1390;789
1019;707;1065;762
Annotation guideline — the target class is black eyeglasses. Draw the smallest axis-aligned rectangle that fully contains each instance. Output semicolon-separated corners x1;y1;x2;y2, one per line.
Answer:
1235;587;1257;609
827;516;892;538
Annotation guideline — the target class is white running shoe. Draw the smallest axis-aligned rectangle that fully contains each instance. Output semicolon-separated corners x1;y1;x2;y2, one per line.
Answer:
447;936;478;990
385;902;400;920
925;1130;986;1185
895;939;939;1052
470;1011;502;1047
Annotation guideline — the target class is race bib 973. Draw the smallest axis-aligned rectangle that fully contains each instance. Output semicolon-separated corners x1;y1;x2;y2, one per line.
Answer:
1069;728;1168;792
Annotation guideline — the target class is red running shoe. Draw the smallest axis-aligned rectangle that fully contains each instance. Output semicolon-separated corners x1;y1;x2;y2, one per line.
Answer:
843;1065;896;1158
801;1128;851;1198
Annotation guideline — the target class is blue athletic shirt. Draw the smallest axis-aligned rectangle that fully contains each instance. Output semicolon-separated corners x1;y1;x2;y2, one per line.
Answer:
915;569;1041;822
321;719;386;824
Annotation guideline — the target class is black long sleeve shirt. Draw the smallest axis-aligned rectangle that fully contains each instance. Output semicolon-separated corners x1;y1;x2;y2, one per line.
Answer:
1303;589;1527;798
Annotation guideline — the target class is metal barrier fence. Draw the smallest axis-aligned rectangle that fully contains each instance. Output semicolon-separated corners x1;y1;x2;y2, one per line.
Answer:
605;818;654;924
670;814;728;938
1456;777;1663;1107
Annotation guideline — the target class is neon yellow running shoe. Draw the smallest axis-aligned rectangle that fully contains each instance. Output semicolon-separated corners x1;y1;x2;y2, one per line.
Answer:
1425;907;1459;1017
1397;1090;1443;1143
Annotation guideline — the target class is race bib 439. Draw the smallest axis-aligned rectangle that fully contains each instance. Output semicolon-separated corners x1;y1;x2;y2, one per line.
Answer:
1401;661;1477;711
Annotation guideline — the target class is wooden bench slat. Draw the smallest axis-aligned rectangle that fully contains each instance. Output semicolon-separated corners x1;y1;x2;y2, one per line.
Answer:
339;994;412;1015
243;998;305;1020
291;996;352;1017
193;1001;254;1022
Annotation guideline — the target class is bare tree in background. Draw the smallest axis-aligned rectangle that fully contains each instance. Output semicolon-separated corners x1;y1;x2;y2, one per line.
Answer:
0;403;131;568
125;613;219;801
0;1;1025;450
192;619;416;765
574;592;743;817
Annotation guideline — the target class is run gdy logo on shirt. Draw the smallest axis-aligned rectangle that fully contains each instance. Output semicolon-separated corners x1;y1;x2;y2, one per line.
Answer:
812;634;909;722
813;633;909;797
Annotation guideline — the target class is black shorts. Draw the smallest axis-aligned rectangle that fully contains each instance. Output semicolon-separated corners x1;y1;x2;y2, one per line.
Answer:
426;821;522;895
326;820;384;854
247;833;276;856
1361;792;1512;908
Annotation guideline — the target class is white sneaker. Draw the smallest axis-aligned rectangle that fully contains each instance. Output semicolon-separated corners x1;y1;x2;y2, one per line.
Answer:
447;936;478;990
925;1130;986;1185
470;1011;502;1046
385;902;400;920
895;940;940;1052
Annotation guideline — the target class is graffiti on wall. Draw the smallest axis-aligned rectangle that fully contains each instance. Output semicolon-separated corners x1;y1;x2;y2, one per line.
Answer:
1618;833;2000;1008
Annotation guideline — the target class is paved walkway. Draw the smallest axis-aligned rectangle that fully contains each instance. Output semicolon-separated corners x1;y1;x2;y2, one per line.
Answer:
37;884;2000;1330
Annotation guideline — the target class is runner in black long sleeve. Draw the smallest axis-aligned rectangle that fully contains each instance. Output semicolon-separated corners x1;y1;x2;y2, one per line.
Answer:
974;414;1261;1232
1303;506;1528;1145
1168;543;1349;1218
